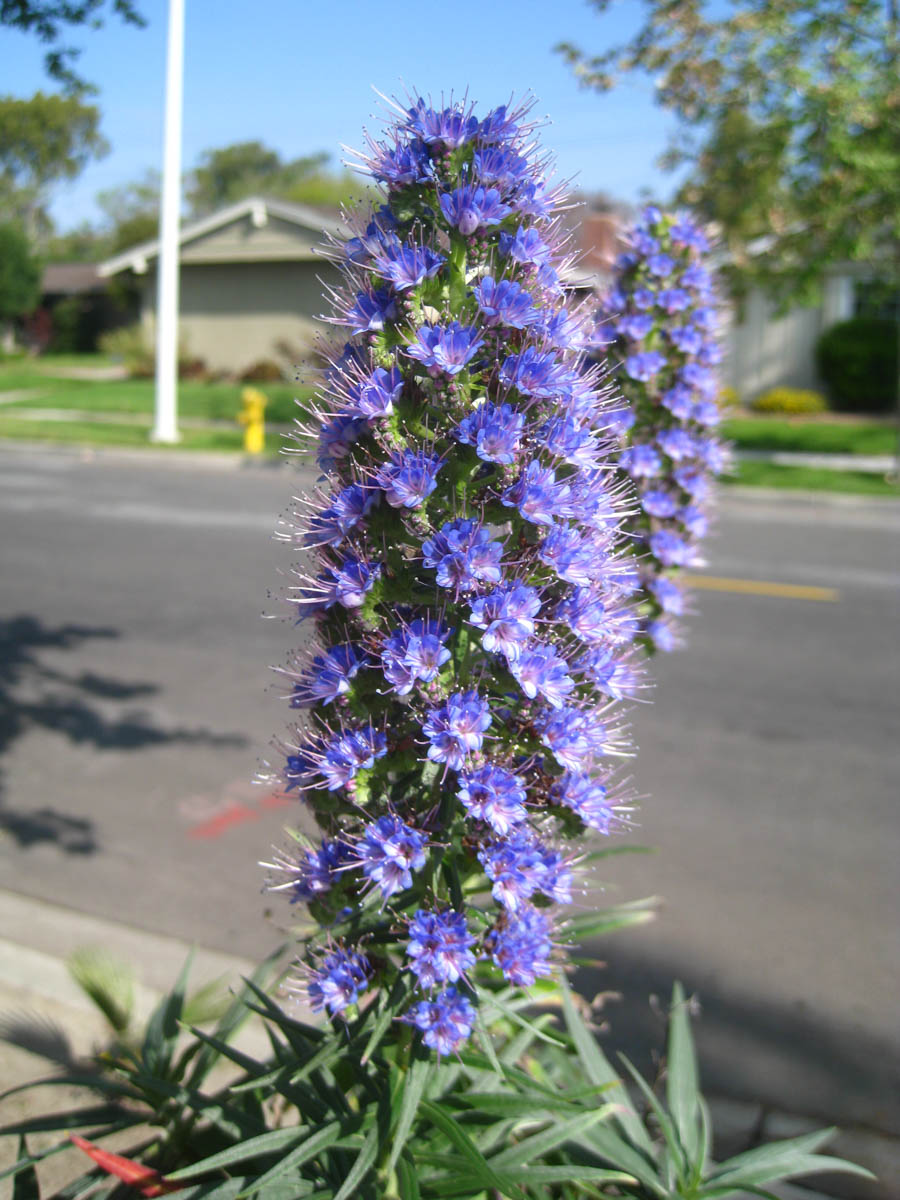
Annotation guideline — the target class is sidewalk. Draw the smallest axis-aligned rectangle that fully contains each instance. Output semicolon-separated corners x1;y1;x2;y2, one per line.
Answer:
0;889;894;1199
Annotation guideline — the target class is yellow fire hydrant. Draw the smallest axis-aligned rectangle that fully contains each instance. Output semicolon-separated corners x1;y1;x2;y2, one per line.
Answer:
238;387;267;455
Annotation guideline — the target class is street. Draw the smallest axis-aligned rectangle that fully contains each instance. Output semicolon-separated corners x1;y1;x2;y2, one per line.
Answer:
1;444;898;1136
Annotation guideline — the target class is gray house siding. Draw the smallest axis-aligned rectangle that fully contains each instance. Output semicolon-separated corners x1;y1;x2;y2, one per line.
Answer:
139;258;343;372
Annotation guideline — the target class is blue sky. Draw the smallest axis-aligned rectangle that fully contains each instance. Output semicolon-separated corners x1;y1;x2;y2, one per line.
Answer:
1;0;684;231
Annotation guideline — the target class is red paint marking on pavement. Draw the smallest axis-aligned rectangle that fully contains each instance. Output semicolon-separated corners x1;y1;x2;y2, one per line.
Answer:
189;804;260;839
260;792;292;811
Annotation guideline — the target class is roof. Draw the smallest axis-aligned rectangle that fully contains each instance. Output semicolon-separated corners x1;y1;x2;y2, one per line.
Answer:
42;263;103;295
98;195;345;278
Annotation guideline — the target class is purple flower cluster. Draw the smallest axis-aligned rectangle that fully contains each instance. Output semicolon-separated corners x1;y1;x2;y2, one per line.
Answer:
601;208;728;650
266;91;644;1056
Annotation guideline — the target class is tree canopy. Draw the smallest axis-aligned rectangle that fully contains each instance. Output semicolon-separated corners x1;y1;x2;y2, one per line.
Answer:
558;0;900;304
186;139;368;218
0;90;107;239
1;0;145;92
0;222;41;321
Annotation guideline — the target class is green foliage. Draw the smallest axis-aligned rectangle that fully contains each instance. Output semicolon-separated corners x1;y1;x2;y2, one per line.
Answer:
0;222;41;321
185;140;365;218
0;91;108;239
558;1;900;308
96;167;160;251
816;316;898;412
1;970;871;1199
750;387;827;415
0;0;146;93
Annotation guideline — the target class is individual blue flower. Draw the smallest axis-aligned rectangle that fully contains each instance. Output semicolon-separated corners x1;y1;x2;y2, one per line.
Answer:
617;312;655;341
625;351;666;382
405;985;475;1055
406;322;484;375
641;489;679;519
501;460;571;527
381;618;451;695
472;147;530;188
499;224;552;267
477;103;522;145
620;443;663;479
374;240;445;291
405;98;479;147
370;139;434;186
650;577;686;615
422;518;504;592
468;582;541;660
657;428;698;463
313;556;381;609
472;277;539;329
657;287;692;314
375;448;443;508
355;815;427;898
538;416;602;471
509;642;575;708
647;252;675;278
439;184;512;234
313;725;388;791
551;772;617;834
456;764;528;834
575;645;641;701
346;287;397;333
538;524;603;587
668;325;704;355
317;412;366;471
487;905;553;986
649;528;695;567
347;365;404;419
681;262;713;293
272;838;352;902
680;505;709;539
538;704;614;771
671;219;710;252
499;346;574;398
455;401;525;464
680;362;717;397
291;644;366;706
423;691;492;769
660;383;695;420
555;587;616;646
406;909;475;988
344;210;397;263
632;230;659;257
647;618;680;652
307;947;371;1015
478;831;571;911
632;287;656;310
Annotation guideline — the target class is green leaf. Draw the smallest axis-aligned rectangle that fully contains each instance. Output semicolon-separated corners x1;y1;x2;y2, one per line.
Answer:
165;1127;312;1181
666;983;703;1173
557;974;653;1154
11;1138;38;1200
236;1120;343;1197
618;1054;689;1182
0;1106;134;1136
563;898;658;940
332;1123;379;1200
707;1127;875;1187
418;1100;516;1194
488;1164;635;1186
395;1154;421;1200
489;1106;615;1167
386;1057;431;1175
141;950;194;1074
67;947;135;1035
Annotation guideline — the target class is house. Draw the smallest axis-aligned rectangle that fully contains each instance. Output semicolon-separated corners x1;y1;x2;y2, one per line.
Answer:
98;197;346;374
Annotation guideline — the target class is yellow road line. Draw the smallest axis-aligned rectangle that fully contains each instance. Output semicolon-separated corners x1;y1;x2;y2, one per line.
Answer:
686;574;839;602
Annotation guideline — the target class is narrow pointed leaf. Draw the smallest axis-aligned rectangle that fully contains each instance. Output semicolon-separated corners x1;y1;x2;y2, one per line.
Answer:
165;1128;311;1181
332;1123;379;1200
235;1120;343;1197
666;982;702;1170
386;1057;431;1174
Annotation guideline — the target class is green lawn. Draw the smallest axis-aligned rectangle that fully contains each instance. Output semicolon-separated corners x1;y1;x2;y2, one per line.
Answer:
0;414;287;455
0;355;315;423
722;416;895;456
728;459;899;497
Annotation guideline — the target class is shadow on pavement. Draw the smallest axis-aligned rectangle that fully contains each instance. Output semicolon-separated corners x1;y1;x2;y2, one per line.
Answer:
0;615;249;854
575;943;900;1137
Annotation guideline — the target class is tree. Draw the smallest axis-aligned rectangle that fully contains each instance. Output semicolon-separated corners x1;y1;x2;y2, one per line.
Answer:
0;91;108;240
185;139;367;218
96;167;159;251
1;0;145;93
0;222;41;349
558;0;900;307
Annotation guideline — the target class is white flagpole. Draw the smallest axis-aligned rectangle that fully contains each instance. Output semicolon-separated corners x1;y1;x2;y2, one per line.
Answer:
152;0;185;443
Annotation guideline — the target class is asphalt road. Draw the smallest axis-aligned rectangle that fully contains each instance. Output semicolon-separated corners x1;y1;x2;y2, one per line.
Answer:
1;444;898;1136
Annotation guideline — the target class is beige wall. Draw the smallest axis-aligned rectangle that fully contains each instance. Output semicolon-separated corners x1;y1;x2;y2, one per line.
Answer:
140;259;344;372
